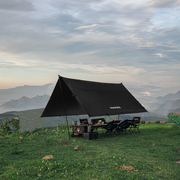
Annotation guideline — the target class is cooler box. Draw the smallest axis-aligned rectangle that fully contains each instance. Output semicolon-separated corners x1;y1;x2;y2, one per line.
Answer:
83;132;98;140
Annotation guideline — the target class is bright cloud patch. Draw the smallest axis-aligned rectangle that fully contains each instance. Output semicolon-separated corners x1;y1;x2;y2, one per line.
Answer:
142;92;151;96
75;24;104;30
155;53;167;58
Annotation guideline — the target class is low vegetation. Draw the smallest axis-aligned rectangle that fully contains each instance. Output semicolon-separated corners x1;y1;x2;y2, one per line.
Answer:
0;122;180;179
167;113;180;126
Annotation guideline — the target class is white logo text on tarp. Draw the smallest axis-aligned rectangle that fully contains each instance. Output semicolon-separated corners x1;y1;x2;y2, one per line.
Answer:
110;106;121;109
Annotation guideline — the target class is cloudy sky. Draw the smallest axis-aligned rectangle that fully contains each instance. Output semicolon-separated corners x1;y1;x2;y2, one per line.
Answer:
0;0;180;104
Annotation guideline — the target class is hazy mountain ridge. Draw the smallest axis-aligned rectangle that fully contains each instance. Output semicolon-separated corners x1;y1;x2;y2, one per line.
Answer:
154;91;180;116
173;108;180;114
0;95;50;113
0;84;180;117
0;83;53;105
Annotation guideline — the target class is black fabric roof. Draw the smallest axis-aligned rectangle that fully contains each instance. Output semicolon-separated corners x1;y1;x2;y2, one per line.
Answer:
41;76;147;117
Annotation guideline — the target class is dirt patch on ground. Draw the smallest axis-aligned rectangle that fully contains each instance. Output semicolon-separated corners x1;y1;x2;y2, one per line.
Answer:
119;165;136;171
175;161;180;164
0;137;9;140
61;141;70;146
167;123;177;125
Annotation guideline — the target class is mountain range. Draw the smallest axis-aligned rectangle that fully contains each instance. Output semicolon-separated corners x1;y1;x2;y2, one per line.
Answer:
0;83;53;105
0;95;50;113
0;84;180;117
154;91;180;116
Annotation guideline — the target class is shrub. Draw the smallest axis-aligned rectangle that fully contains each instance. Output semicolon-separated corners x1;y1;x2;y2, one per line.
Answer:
141;121;145;124
155;121;160;124
167;113;180;126
0;118;20;136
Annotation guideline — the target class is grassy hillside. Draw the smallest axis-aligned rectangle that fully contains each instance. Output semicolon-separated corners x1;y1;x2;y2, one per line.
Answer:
0;123;180;179
0;109;69;132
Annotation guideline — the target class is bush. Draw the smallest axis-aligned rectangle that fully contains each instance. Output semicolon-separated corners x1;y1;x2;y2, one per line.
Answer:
0;118;20;136
155;121;160;124
167;113;180;126
141;121;145;124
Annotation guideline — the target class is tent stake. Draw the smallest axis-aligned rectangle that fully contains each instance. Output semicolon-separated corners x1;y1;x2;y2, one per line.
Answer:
59;76;71;140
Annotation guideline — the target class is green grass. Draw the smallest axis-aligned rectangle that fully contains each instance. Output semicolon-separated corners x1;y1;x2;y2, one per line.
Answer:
0;124;180;180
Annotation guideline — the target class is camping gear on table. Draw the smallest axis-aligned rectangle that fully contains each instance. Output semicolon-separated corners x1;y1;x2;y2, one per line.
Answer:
91;118;106;125
87;124;94;133
79;118;88;125
71;124;88;136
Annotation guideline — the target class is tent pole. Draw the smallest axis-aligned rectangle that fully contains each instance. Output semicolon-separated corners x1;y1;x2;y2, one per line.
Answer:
59;76;71;140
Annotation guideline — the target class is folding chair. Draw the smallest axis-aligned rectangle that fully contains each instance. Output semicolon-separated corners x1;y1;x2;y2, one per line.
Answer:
102;121;118;137
117;120;132;135
129;117;141;132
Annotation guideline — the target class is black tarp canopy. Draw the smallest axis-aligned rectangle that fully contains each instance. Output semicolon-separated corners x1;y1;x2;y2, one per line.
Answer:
41;76;147;117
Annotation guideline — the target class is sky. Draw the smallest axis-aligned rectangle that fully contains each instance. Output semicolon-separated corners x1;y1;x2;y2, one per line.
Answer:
0;0;180;104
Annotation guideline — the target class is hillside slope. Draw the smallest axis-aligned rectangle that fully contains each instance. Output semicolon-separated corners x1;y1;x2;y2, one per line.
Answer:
0;109;69;132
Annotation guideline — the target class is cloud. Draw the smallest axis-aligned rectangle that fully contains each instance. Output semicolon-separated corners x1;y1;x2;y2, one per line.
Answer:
142;92;151;96
148;0;179;8
0;0;179;98
155;53;167;58
0;0;35;11
75;24;105;30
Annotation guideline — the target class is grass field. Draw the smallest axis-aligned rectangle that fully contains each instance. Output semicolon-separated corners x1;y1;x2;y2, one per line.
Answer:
0;123;180;180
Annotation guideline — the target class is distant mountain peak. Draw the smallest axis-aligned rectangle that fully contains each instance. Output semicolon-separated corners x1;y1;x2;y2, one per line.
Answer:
155;89;180;116
175;90;180;95
0;94;50;113
0;83;54;108
1;83;53;91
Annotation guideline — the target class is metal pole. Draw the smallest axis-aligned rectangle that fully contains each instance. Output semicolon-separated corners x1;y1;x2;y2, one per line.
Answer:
59;76;71;140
